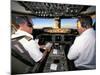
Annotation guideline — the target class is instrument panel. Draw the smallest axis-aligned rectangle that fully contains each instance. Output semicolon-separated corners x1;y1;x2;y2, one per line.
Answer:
43;28;71;33
38;33;76;44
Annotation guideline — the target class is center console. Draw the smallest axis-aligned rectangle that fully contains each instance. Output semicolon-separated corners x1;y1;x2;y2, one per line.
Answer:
43;42;68;72
37;33;76;72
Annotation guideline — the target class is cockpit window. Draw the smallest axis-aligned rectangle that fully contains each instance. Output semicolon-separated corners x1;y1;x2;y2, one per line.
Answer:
32;18;54;29
61;18;78;29
31;18;78;29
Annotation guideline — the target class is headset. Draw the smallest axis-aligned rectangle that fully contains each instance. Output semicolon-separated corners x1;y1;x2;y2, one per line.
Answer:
78;16;93;28
16;16;33;28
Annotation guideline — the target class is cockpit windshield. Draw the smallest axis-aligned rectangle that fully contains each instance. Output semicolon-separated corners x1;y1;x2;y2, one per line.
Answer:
32;18;54;29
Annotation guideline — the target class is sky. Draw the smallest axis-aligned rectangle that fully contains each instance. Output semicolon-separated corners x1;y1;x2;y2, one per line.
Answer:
32;17;96;29
61;18;77;29
32;18;54;28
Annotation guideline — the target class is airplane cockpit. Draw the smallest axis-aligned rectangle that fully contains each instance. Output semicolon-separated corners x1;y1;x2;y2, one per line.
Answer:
11;0;96;74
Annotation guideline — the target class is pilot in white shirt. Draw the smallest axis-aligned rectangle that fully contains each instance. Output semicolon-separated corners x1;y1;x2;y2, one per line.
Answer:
12;16;50;62
67;16;96;70
12;29;43;62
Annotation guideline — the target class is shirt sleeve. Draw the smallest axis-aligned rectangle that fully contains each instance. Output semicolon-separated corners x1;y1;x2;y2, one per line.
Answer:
67;37;80;60
19;38;43;62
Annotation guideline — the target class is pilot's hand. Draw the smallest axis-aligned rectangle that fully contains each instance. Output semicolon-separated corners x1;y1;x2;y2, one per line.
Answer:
39;45;51;52
39;45;45;49
43;42;53;52
48;48;52;52
45;48;51;52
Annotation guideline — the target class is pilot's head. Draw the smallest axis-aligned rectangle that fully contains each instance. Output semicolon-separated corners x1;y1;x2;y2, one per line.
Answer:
16;16;33;34
77;16;93;34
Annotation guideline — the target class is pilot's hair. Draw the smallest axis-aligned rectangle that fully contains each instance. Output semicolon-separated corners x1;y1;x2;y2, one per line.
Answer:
16;16;27;25
16;16;33;27
77;16;93;28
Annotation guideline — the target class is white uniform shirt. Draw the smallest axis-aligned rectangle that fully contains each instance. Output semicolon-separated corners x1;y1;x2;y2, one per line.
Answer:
67;28;96;69
12;30;43;62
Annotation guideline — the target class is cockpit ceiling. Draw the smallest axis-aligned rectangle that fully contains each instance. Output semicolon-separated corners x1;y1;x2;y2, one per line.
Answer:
11;1;96;18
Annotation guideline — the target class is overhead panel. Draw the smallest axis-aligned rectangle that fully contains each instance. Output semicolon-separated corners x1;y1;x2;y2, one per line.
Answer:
12;1;95;18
